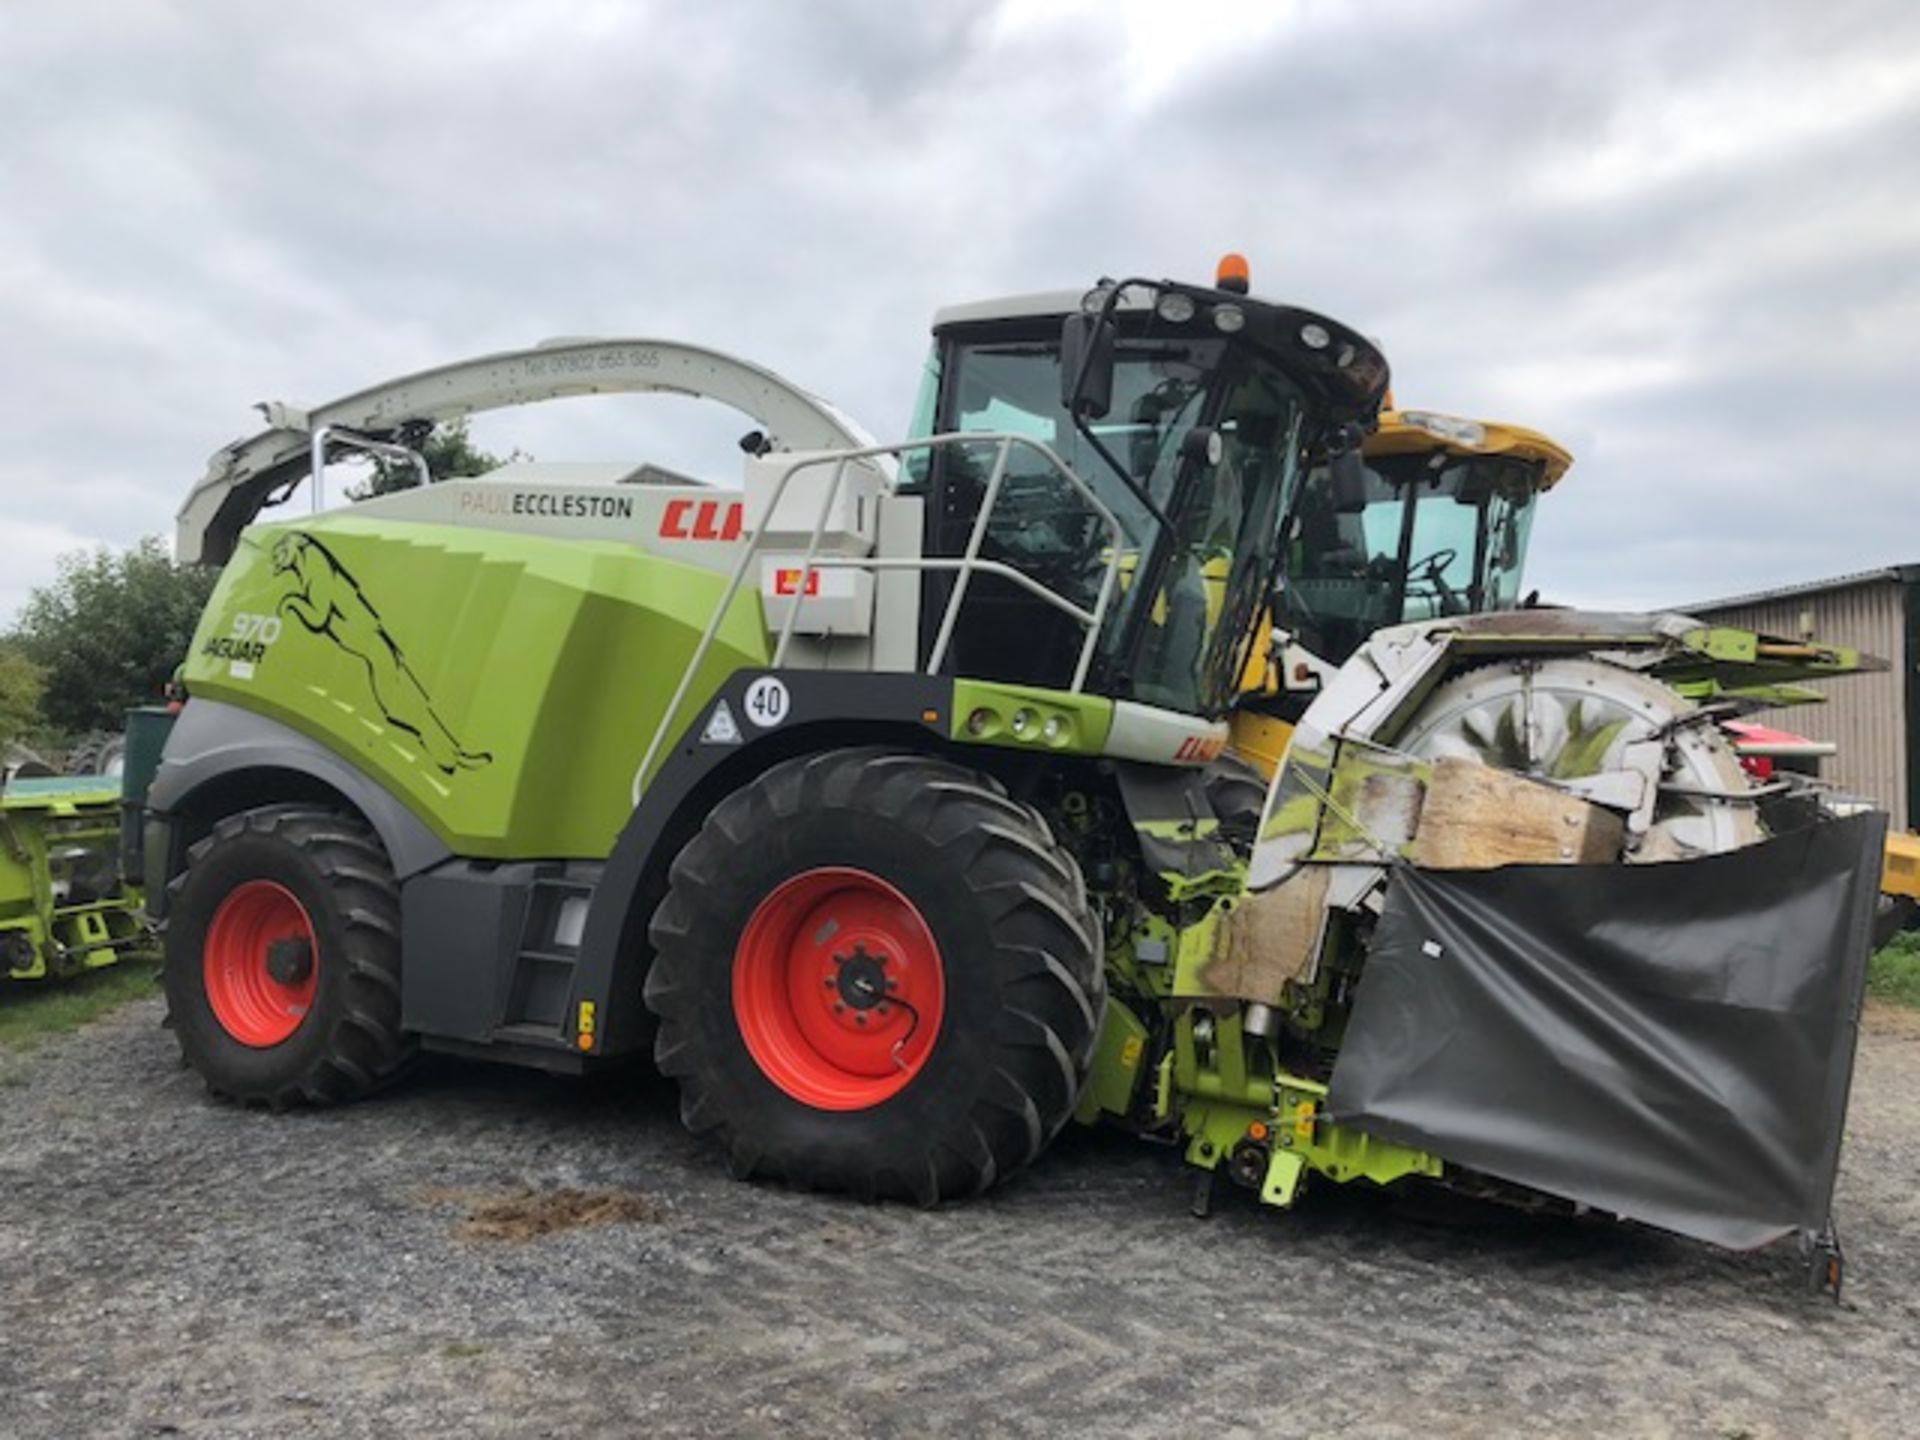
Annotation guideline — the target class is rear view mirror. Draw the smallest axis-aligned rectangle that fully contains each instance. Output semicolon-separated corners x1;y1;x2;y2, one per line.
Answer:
1330;447;1369;513
1060;312;1116;421
1327;422;1370;513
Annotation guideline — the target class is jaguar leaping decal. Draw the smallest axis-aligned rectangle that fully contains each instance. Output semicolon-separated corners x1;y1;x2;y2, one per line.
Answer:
272;532;492;776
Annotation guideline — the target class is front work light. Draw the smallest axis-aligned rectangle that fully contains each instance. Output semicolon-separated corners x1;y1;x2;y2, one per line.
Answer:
1156;292;1197;324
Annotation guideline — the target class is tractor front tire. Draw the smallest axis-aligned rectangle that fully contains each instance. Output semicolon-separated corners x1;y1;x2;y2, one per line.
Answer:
646;748;1104;1204
164;805;414;1108
64;730;127;779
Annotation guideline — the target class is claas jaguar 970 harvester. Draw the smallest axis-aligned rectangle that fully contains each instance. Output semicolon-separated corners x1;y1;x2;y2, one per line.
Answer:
143;258;1882;1286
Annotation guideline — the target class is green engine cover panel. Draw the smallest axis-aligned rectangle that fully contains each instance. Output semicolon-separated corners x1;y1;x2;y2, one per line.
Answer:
181;517;770;859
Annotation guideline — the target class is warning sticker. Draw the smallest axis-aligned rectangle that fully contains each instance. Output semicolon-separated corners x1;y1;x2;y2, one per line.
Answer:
702;700;743;745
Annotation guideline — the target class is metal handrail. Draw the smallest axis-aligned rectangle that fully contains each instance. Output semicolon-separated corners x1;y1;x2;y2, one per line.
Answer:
799;556;1104;627
308;425;432;512
632;431;1129;799
921;439;1014;676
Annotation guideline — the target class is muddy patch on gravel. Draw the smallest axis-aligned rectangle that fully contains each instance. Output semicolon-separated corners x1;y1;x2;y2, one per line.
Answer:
418;1185;667;1241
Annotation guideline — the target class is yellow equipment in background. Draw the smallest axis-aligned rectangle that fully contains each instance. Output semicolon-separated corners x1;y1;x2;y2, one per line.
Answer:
1227;406;1573;779
1224;407;1919;948
1882;831;1920;904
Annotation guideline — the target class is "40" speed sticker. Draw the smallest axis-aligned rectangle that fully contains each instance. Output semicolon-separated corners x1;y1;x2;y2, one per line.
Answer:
743;676;790;728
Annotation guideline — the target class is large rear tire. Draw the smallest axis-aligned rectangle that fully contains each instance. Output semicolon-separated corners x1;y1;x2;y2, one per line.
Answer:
64;730;126;780
3;743;54;781
164;805;414;1107
645;747;1104;1204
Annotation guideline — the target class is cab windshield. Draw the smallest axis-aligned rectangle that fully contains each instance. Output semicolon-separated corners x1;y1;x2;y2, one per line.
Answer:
1276;451;1544;665
913;320;1311;716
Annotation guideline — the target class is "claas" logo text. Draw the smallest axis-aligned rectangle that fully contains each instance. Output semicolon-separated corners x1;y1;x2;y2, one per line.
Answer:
659;498;745;541
1174;735;1224;763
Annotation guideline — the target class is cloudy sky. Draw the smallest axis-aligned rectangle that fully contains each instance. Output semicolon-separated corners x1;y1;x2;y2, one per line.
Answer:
3;0;1916;622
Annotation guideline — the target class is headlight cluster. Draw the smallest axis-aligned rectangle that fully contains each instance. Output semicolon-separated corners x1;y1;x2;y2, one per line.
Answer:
1148;286;1242;333
1155;292;1197;324
964;701;1081;750
1077;270;1374;375
1083;281;1247;335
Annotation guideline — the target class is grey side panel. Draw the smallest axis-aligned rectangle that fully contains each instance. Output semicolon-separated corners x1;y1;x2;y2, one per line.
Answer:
147;699;453;880
401;864;530;1042
1327;812;1885;1251
400;858;602;1051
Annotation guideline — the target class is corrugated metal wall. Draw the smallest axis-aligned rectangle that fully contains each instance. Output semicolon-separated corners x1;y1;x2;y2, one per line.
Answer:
1688;577;1908;827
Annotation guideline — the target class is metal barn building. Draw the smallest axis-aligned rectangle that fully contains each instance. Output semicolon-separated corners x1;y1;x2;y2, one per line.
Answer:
1681;567;1920;828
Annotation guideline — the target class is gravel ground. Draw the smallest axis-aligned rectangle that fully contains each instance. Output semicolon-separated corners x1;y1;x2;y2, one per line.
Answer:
2;996;1915;1439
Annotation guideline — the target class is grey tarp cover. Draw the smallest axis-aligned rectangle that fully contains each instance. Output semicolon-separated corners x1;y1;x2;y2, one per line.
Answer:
1325;812;1886;1249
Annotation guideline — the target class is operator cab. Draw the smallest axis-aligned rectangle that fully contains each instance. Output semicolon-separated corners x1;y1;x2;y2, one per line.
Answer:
1276;409;1572;666
907;263;1388;720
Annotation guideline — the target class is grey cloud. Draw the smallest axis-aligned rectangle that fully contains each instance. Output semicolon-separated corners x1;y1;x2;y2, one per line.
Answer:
1;0;1915;622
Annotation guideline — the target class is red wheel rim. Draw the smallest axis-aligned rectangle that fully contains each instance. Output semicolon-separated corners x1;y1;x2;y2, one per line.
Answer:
203;880;319;1047
732;867;946;1110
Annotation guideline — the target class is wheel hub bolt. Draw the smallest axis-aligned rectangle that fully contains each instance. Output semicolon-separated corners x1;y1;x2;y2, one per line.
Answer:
831;943;893;1014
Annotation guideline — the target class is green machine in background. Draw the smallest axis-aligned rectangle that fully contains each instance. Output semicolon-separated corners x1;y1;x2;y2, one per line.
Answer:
0;706;172;984
1;776;148;983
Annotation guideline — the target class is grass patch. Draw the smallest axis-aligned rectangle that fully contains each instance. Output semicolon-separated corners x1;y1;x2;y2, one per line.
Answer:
0;961;160;1052
1870;932;1920;1008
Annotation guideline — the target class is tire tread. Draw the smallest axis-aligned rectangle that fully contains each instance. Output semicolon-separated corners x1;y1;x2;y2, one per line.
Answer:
646;746;1104;1204
164;806;414;1109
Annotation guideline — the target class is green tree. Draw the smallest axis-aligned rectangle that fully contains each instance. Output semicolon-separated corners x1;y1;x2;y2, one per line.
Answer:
349;418;520;499
0;643;46;747
9;539;219;732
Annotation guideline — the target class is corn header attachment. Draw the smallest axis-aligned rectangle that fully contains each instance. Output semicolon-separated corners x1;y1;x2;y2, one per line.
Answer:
1;774;151;982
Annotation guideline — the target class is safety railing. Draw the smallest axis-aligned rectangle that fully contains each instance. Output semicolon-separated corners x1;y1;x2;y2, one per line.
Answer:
635;433;1129;796
308;425;432;512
